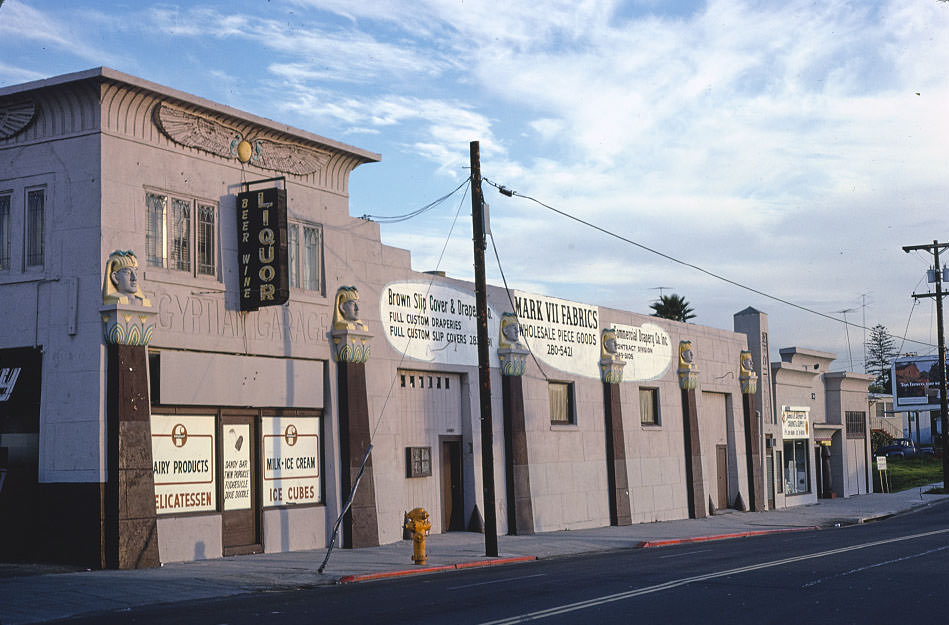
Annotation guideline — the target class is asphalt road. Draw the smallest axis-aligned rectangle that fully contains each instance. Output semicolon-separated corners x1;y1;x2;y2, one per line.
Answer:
49;500;949;625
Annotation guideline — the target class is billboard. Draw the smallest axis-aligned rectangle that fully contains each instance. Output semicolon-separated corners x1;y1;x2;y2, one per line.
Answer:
892;355;947;412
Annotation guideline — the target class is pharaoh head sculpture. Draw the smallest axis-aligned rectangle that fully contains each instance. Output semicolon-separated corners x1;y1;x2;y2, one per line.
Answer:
601;328;619;359
102;250;150;306
333;286;368;331
677;339;698;390
678;340;695;370
739;350;758;394
499;312;522;349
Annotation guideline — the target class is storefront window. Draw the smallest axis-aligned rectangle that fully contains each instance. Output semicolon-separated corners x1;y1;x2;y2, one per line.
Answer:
783;439;809;494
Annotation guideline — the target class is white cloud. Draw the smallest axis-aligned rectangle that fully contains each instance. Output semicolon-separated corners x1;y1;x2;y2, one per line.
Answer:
0;1;122;66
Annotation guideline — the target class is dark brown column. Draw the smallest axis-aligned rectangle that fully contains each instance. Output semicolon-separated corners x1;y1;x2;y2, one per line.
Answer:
742;393;765;511
603;382;632;526
681;387;707;519
104;343;159;569
502;374;534;535
337;360;380;548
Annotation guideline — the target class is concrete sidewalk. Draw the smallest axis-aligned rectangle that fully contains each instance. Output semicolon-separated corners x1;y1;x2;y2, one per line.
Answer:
2;487;946;625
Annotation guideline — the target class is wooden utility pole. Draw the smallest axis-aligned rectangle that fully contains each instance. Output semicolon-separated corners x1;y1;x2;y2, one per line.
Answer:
470;141;499;556
903;240;949;489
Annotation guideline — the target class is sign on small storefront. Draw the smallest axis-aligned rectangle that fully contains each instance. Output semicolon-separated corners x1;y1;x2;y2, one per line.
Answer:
151;415;216;514
261;417;321;506
781;406;810;439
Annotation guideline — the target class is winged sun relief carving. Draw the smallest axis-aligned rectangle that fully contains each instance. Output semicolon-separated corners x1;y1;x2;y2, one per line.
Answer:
154;103;329;175
0;100;36;140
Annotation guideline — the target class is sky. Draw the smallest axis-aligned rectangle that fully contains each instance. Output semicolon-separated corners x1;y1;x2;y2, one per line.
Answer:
2;0;949;372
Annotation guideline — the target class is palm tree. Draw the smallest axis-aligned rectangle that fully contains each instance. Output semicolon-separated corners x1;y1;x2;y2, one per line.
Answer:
649;293;695;322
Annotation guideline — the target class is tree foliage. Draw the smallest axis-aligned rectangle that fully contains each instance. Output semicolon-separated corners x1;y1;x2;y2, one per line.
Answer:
649;294;696;323
865;323;897;393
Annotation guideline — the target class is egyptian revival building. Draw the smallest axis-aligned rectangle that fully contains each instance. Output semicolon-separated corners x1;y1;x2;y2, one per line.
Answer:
0;68;872;568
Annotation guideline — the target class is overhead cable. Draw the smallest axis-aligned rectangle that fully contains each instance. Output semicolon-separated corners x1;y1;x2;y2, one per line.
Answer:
482;177;934;350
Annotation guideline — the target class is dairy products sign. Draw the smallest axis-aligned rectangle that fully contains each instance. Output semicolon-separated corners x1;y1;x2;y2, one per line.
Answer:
611;322;673;381
782;406;810;439
262;417;320;506
151;415;216;514
381;282;499;367
513;290;600;378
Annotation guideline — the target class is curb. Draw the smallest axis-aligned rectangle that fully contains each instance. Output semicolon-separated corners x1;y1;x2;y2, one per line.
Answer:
638;526;820;548
338;556;537;584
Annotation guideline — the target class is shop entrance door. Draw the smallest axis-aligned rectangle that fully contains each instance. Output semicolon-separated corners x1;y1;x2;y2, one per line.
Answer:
222;414;261;556
440;437;464;532
765;436;775;509
715;445;728;510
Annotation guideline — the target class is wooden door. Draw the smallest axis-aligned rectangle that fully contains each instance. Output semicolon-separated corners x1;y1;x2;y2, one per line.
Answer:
440;438;464;532
222;414;261;556
716;445;728;510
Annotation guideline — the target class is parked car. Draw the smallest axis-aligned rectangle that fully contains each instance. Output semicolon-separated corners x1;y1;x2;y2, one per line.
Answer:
874;438;935;458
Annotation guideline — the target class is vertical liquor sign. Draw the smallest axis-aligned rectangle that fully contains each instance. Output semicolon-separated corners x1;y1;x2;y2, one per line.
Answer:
237;187;289;311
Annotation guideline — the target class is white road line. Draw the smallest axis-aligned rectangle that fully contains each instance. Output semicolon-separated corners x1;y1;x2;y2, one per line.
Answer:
801;544;949;587
448;574;548;591
659;549;712;559
477;528;949;625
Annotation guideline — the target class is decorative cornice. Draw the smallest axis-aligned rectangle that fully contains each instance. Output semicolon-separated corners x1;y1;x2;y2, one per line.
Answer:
154;102;330;175
100;305;156;346
0;100;36;139
498;346;529;377
599;357;625;385
331;328;372;364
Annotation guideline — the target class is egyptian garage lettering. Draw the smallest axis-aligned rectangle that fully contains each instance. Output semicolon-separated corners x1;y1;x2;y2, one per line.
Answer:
150;415;216;514
237;186;289;311
262;417;321;506
380;282;500;367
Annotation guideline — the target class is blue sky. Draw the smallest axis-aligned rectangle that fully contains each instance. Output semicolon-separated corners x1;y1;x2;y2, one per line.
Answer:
3;0;949;370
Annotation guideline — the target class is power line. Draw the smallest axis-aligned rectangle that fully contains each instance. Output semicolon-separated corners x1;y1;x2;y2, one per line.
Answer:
482;177;935;350
359;178;469;223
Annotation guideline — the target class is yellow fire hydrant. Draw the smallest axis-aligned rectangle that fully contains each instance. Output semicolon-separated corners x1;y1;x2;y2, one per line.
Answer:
403;507;431;565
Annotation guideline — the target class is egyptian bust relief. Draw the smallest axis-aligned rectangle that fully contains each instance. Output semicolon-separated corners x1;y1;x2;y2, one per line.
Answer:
333;286;368;332
499;312;523;349
102;250;150;306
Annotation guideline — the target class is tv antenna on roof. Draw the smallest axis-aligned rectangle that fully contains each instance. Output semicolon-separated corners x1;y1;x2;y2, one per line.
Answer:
651;286;673;298
835;308;857;371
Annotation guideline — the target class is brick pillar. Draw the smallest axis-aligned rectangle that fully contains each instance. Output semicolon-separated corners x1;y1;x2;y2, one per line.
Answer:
600;329;631;526
330;287;378;549
678;340;706;519
102;318;159;569
337;360;379;548
500;333;534;535
499;315;534;535
740;350;765;512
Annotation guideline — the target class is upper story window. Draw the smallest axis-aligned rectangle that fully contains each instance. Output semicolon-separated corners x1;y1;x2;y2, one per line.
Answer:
639;387;661;425
846;411;866;438
287;222;323;294
146;191;216;278
25;188;44;269
0;193;9;271
549;381;576;425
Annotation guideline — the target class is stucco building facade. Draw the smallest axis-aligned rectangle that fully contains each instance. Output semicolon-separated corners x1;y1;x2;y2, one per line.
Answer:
0;69;868;567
